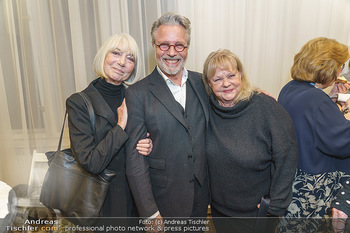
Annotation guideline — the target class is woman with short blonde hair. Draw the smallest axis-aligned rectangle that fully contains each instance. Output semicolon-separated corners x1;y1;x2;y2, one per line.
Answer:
66;33;151;219
202;49;253;105
203;49;297;233
93;33;143;87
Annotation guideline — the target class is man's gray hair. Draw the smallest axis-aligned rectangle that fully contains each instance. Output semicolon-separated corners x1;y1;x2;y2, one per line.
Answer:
151;12;191;46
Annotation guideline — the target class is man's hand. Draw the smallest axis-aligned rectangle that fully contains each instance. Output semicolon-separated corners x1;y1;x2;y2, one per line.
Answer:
255;88;277;100
137;133;153;156
146;213;164;233
332;207;348;233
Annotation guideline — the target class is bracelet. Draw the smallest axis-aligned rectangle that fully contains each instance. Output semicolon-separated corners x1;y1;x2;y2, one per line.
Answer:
342;107;350;115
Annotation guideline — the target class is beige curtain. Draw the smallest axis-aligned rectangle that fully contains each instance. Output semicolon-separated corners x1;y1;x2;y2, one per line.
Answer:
1;0;350;187
180;0;350;96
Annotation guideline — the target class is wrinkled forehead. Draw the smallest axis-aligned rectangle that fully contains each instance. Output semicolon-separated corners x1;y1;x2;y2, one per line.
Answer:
155;24;188;43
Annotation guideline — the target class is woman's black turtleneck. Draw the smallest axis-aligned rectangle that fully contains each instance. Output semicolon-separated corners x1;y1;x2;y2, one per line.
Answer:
94;77;125;120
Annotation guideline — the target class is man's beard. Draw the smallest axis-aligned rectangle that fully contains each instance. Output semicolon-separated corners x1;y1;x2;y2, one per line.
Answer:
157;56;186;76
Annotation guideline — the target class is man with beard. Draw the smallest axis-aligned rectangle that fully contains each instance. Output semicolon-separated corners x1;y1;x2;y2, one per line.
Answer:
125;12;210;231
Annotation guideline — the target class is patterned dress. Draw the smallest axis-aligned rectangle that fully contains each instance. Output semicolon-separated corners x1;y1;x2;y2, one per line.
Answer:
278;169;350;233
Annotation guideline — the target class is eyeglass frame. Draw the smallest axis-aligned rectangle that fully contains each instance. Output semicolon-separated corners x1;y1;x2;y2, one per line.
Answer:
341;63;345;71
154;43;188;52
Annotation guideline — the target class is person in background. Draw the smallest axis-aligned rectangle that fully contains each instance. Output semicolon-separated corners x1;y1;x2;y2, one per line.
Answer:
277;37;350;233
337;60;350;98
66;33;152;220
0;181;12;220
341;60;350;81
202;49;297;233
1;184;23;233
125;12;210;232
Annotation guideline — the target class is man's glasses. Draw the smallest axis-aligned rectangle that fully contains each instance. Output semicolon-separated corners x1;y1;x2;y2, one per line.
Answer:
154;43;188;52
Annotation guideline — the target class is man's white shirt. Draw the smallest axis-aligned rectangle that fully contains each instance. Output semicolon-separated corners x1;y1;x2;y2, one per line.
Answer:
157;66;188;110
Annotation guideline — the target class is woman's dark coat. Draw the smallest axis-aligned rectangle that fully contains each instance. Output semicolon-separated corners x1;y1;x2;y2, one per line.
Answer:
66;79;134;217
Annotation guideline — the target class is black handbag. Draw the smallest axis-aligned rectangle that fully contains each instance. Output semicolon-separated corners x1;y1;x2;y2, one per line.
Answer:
40;92;116;226
254;196;279;233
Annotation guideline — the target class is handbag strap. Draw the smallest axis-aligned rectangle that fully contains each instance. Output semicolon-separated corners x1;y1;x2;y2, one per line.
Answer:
78;92;95;130
57;92;96;151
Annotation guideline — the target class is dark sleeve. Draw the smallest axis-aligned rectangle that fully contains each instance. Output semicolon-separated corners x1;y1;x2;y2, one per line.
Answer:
267;100;298;216
331;179;350;216
314;100;350;157
66;93;128;175
124;87;158;217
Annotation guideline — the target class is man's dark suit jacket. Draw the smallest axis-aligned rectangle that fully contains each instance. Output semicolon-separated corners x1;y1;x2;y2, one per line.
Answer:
125;68;209;218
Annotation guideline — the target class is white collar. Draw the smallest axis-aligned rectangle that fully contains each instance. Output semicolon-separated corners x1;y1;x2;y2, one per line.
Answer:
157;66;188;86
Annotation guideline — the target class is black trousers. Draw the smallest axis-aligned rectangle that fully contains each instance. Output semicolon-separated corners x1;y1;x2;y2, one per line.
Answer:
211;206;278;233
